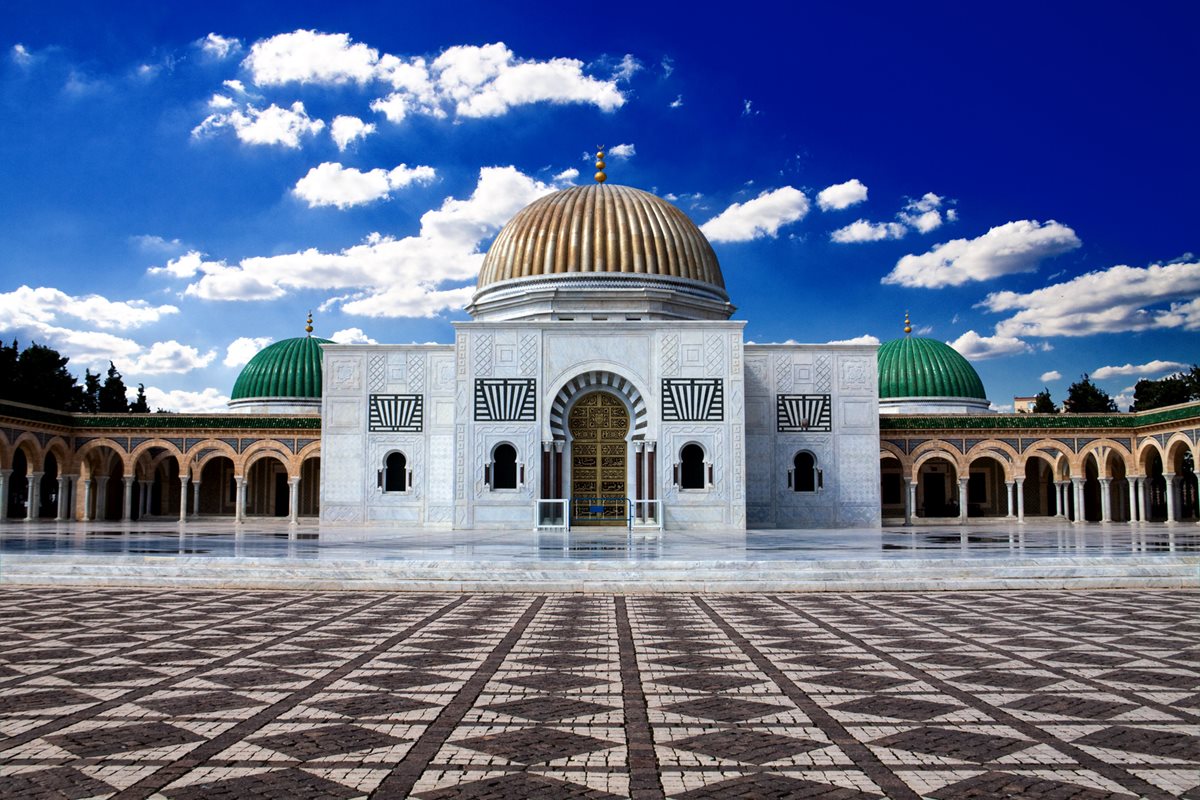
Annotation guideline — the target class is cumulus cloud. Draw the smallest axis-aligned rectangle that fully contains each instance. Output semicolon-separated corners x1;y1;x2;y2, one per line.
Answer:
700;187;809;243
193;101;325;148
553;167;579;183
883;220;1081;288
142;386;231;413
979;260;1200;337
1040;370;1062;382
234;33;625;124
128;341;216;374
0;285;177;330
1091;360;1187;380
148;250;226;279
330;115;376;150
181;166;558;317
826;334;881;345
817;179;868;211
830;219;906;243
899;192;955;233
224;336;273;367
199;33;240;59
292;162;437;209
608;143;635;159
330;327;378;344
948;330;1032;360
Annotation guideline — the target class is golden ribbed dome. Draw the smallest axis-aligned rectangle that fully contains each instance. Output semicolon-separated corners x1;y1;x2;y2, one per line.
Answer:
477;183;725;289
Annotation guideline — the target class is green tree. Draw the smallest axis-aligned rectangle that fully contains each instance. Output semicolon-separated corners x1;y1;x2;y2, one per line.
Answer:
0;340;20;402
1031;388;1058;413
14;343;85;410
129;383;150;413
80;369;101;413
98;362;130;413
1064;373;1118;413
1129;365;1200;411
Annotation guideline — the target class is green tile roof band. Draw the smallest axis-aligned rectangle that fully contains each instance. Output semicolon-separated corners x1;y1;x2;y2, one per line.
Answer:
878;337;987;400
230;337;333;401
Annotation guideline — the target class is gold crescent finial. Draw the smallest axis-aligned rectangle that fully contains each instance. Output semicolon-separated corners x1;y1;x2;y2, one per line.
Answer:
305;310;314;336
903;311;912;335
594;145;607;183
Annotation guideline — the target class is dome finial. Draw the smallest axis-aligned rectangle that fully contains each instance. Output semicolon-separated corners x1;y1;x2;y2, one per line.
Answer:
903;311;912;335
305;310;314;336
594;145;607;183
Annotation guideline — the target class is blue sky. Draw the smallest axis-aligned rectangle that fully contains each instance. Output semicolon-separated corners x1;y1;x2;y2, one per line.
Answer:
2;1;1197;412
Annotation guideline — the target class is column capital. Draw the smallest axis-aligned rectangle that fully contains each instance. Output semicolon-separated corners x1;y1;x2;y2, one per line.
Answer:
29;471;44;479
1015;476;1025;485
235;475;246;486
123;475;135;485
288;476;301;485
178;475;190;484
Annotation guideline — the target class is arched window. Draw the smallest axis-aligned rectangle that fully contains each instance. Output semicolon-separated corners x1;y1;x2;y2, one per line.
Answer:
384;451;408;492
679;443;706;490
490;443;518;490
792;451;819;492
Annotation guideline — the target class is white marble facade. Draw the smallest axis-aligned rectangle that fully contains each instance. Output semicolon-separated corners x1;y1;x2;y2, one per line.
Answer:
320;325;880;530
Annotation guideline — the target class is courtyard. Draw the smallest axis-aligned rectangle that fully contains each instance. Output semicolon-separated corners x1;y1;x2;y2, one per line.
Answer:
0;586;1197;799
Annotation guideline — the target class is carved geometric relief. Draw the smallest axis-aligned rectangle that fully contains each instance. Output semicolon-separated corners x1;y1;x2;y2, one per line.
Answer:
473;333;494;376
661;333;680;377
774;353;794;392
329;358;362;391
839;357;872;390
662;379;724;422
519;335;538;376
368;394;423;432
814;354;832;392
777;394;832;432
705;333;724;373
368;354;387;392
745;356;769;396
474;379;536;422
407;353;426;392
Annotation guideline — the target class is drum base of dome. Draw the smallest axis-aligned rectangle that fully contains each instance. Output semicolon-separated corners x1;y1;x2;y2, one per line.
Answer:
467;274;735;322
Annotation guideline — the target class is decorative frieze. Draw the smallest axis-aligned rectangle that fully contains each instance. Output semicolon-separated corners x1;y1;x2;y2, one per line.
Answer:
474;379;537;422
776;394;832;432
662;378;724;422
368;394;423;432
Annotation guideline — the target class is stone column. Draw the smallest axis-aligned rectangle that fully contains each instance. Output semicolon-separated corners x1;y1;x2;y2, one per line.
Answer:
1099;478;1112;522
1164;473;1177;522
122;476;134;521
1016;477;1026;521
191;480;201;517
1005;481;1015;518
1053;482;1064;517
1128;478;1139;523
57;475;70;520
0;469;10;523
178;476;189;523
1072;478;1085;523
234;476;246;522
25;471;43;521
288;477;300;524
958;477;969;522
81;478;93;521
903;477;914;525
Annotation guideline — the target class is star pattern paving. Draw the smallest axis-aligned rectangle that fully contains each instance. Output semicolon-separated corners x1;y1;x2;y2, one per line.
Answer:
0;588;1197;798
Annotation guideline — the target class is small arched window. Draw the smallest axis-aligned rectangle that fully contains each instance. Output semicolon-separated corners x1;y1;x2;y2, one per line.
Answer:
383;451;407;492
679;443;707;490
491;443;518;490
792;451;820;493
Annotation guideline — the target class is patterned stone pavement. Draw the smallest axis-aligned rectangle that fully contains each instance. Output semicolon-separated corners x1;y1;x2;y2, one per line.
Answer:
0;589;1198;799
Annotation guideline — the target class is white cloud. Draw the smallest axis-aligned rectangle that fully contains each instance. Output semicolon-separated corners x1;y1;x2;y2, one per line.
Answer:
0;285;177;330
826;334;881;345
193;101;325;148
1040;370;1062;382
224;336;273;367
292;162;436;209
142;386;231;413
330;327;378;344
330;115;376;150
608;143;636;159
127;341;216;374
553;167;579;183
243;30;378;85
831;219;906;243
12;43;32;65
184;166;556;317
898;192;955;233
700;187;809;243
742;99;758;116
207;94;235;109
148;250;226;279
611;54;642;82
980;260;1200;337
131;234;184;254
817;179;868;211
1091;360;1187;380
883;220;1081;288
199;33;240;59
670;95;683;109
948;330;1032;360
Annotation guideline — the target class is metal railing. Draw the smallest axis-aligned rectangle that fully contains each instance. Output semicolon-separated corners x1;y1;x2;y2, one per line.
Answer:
631;499;663;531
570;497;632;529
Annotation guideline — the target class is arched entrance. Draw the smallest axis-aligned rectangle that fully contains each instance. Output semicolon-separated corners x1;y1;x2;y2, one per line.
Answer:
916;456;958;517
568;391;629;525
1022;456;1057;517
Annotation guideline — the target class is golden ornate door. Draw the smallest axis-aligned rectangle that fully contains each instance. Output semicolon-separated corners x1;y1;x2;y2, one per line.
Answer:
568;392;629;524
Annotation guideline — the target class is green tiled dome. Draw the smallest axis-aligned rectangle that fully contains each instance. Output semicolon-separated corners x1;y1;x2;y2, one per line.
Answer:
231;336;332;401
878;337;986;400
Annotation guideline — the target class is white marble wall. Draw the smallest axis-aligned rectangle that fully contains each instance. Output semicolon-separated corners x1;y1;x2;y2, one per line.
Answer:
320;344;456;525
744;344;881;528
